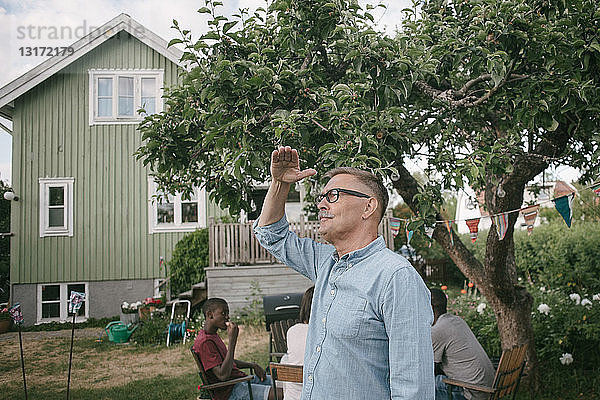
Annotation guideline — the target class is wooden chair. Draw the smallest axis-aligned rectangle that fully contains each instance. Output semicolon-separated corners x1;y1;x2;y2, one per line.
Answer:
268;319;299;362
444;343;528;400
269;362;303;400
190;346;254;400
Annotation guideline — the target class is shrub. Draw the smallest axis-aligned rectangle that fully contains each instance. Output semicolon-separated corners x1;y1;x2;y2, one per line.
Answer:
514;222;600;293
132;311;170;345
168;229;209;296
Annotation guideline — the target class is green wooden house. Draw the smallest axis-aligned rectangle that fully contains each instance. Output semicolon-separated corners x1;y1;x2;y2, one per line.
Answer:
0;14;224;325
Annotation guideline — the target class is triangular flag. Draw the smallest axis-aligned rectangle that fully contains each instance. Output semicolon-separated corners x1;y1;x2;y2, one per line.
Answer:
520;205;539;235
406;229;414;245
444;220;454;246
465;218;480;243
553;193;575;227
492;212;509;240
389;217;401;237
591;181;600;196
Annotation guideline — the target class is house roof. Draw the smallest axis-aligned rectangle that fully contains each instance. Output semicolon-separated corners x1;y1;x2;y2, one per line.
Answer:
0;13;183;121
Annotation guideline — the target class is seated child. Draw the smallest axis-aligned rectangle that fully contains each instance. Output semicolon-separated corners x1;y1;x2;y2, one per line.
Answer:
193;298;283;400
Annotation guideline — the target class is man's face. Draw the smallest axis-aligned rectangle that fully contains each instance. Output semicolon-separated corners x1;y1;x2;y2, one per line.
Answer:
210;305;230;330
317;174;373;243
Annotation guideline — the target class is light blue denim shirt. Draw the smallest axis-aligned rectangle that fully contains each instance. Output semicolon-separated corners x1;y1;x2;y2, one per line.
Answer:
254;216;435;399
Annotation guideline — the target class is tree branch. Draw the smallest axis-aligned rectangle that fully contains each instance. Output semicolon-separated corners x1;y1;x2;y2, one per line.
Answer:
415;72;529;108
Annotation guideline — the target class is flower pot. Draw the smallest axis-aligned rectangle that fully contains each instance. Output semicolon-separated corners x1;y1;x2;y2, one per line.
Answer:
138;306;156;321
120;312;140;325
0;319;11;333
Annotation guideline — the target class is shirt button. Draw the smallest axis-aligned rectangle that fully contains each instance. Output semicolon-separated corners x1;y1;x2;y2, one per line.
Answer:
348;263;353;268
322;317;326;323
330;289;335;296
316;345;321;352
308;374;313;381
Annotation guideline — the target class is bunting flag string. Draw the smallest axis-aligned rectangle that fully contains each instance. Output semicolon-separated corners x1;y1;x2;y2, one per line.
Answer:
386;179;597;238
444;220;454;246
521;205;540;235
591;181;600;196
553;193;575;228
389;217;401;237
492;212;509;240
465;218;480;243
406;229;414;245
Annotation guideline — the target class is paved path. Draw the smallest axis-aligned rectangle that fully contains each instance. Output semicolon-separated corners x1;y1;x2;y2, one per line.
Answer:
0;327;103;342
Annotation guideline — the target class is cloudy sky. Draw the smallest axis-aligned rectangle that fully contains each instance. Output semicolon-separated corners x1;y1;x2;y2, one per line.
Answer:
0;0;414;184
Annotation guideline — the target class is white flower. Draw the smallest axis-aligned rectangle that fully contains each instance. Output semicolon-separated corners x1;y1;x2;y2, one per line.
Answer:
539;286;546;292
593;294;600;302
537;304;550;315
559;353;573;365
122;302;129;308
476;303;487;314
581;298;592;307
569;293;581;305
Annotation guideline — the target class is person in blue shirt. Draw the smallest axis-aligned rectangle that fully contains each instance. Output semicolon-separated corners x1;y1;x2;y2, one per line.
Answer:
253;146;434;399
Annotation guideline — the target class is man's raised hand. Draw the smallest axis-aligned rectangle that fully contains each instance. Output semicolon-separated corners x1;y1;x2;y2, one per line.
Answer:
270;146;316;184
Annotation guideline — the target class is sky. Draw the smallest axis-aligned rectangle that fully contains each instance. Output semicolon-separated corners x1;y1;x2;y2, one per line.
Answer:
0;0;580;185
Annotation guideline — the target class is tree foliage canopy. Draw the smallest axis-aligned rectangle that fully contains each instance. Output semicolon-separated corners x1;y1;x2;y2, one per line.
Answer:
136;0;599;220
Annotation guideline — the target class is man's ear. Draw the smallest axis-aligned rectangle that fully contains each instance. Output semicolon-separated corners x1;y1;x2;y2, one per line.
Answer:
362;197;379;220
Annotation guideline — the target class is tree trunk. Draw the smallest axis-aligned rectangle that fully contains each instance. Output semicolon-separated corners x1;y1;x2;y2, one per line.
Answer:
391;163;540;392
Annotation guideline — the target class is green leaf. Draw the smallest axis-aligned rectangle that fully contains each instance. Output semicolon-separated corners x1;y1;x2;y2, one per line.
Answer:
223;21;238;34
197;7;211;13
548;118;559;132
168;38;183;47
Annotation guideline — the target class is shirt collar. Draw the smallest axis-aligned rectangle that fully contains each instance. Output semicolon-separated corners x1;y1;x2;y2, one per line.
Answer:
331;236;386;263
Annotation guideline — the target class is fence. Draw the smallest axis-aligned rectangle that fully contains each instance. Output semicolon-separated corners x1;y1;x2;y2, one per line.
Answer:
208;211;394;268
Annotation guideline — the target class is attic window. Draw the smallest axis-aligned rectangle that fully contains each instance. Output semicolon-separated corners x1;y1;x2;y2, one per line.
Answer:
89;69;163;125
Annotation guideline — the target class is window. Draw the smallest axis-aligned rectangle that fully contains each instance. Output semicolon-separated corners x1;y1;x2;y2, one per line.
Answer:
39;178;74;237
37;283;88;323
148;178;206;233
89;69;163;125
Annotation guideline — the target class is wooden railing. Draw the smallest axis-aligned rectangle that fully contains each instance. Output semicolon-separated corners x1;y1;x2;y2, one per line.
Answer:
208;211;394;267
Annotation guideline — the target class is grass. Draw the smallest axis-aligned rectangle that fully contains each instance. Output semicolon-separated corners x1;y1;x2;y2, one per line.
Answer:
2;319;597;399
1;325;270;399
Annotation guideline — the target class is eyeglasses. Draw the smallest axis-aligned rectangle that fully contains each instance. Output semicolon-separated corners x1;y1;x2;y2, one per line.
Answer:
316;188;371;204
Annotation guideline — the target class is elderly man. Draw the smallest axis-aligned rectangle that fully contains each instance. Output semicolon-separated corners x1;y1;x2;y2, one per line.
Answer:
253;146;434;399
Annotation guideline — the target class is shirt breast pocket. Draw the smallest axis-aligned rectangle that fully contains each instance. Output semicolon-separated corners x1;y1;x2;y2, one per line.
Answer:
329;295;367;339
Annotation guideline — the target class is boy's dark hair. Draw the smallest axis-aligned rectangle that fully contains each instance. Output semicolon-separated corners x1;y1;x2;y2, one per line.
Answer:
324;167;389;222
299;286;315;323
430;289;447;314
202;298;228;317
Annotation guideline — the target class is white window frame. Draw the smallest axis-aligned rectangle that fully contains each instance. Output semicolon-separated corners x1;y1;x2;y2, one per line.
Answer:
148;178;207;233
37;282;89;324
88;69;164;125
39;177;74;237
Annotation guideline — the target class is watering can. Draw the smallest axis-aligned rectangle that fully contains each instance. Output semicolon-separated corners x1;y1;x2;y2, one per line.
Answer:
105;321;137;343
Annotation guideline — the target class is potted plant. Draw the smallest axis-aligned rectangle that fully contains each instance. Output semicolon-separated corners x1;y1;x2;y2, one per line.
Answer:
138;297;164;321
0;307;11;333
120;301;141;325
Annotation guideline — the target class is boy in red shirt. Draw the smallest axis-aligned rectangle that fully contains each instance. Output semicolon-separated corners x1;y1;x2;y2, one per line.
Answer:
193;298;283;400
